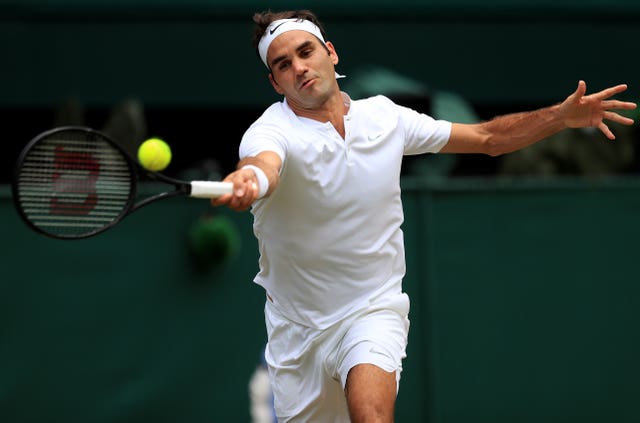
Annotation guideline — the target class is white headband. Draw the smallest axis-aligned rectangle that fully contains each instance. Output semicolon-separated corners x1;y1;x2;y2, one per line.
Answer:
258;19;325;68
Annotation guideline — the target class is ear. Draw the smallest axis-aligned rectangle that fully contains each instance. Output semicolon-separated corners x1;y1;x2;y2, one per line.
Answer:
269;73;284;95
325;41;339;66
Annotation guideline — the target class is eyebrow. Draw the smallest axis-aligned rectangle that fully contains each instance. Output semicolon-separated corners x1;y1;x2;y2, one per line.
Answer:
270;40;315;69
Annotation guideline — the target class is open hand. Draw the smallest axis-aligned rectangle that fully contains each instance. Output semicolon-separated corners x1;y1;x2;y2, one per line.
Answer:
560;81;637;140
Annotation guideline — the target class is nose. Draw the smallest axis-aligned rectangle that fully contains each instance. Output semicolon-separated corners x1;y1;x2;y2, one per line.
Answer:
291;57;308;75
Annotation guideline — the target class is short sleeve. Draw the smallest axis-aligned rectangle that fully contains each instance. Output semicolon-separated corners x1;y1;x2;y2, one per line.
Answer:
396;103;452;155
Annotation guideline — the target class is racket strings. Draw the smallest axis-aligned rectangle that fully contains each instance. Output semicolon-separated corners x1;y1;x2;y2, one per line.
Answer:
16;130;134;237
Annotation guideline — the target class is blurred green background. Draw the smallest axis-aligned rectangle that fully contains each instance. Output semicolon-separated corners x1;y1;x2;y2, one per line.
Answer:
1;1;639;422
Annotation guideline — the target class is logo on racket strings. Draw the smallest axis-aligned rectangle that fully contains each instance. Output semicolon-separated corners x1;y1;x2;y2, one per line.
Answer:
51;145;100;215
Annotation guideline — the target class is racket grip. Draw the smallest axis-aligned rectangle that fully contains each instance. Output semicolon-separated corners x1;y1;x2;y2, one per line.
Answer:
190;181;234;198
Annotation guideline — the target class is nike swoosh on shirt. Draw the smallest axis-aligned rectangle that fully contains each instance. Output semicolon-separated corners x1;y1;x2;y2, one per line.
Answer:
368;133;383;141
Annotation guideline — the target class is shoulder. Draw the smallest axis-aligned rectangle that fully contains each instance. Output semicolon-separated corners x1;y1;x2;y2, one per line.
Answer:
350;94;403;122
353;94;398;110
243;101;295;142
350;94;411;129
250;101;294;129
240;101;291;160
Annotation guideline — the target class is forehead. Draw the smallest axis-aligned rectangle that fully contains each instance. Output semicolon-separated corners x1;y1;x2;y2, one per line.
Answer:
267;30;323;61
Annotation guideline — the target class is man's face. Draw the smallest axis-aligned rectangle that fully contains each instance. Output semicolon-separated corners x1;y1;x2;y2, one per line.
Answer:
266;30;339;110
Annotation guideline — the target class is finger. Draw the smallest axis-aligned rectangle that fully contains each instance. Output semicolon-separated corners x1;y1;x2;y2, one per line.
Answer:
569;80;587;102
228;193;247;210
593;84;628;100
228;198;250;212
236;193;255;210
603;111;635;126
598;121;615;140
601;100;638;110
232;178;253;197
211;193;232;207
230;181;257;208
233;184;246;197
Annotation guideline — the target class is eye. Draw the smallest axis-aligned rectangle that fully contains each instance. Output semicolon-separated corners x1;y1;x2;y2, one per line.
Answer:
278;61;290;71
300;49;313;58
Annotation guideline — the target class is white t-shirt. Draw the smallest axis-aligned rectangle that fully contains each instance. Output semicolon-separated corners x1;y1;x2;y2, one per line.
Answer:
240;93;452;329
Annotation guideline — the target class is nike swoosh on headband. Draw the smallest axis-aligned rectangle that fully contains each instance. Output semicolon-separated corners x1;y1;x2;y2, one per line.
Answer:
269;22;287;35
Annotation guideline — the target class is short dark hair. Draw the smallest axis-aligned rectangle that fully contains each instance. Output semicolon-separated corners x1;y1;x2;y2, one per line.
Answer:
251;10;327;59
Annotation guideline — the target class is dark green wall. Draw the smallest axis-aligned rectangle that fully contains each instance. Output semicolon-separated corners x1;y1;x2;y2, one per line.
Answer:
401;177;640;422
2;177;640;422
0;185;267;422
1;0;639;107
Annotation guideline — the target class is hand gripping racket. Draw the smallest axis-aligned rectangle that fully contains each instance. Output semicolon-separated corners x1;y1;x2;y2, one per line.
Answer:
12;126;233;240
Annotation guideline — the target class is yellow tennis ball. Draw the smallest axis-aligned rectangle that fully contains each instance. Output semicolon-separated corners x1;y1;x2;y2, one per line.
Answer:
137;138;172;171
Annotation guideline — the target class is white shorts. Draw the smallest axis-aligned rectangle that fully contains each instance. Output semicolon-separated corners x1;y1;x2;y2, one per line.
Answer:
264;292;410;422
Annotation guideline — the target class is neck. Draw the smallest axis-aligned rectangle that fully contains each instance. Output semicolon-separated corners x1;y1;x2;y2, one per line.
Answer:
288;90;348;138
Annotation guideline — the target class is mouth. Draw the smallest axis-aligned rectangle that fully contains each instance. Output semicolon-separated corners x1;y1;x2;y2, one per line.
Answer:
299;78;316;90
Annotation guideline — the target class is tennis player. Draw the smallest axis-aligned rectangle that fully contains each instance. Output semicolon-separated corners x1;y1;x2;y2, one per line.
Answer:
213;10;637;423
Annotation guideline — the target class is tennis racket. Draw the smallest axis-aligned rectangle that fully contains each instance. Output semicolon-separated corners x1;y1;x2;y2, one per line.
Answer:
12;126;233;240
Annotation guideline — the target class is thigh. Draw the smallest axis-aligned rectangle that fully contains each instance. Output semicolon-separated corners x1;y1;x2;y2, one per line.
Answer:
264;302;350;422
345;363;396;423
337;295;410;422
337;294;410;389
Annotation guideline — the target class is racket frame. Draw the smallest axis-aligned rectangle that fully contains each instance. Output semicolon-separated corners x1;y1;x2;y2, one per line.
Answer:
11;126;212;240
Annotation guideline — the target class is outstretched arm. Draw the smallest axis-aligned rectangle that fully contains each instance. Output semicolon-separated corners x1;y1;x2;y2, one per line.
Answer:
442;81;637;156
211;151;282;211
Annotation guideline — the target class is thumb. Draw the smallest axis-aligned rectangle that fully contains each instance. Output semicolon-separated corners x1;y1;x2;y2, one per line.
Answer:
563;80;586;108
571;80;587;101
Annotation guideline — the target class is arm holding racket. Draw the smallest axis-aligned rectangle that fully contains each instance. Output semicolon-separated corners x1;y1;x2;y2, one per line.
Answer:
212;151;282;211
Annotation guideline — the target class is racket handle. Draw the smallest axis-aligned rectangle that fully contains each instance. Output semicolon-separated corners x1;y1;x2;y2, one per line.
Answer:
190;181;234;198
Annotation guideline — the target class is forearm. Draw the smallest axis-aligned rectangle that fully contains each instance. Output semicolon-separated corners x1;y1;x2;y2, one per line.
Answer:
445;104;568;156
479;104;567;156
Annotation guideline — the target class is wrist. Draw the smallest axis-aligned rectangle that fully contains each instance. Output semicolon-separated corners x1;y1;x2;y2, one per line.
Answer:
553;102;572;130
242;164;269;198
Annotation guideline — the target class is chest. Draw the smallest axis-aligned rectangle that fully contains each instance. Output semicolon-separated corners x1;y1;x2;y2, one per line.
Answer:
284;114;404;201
